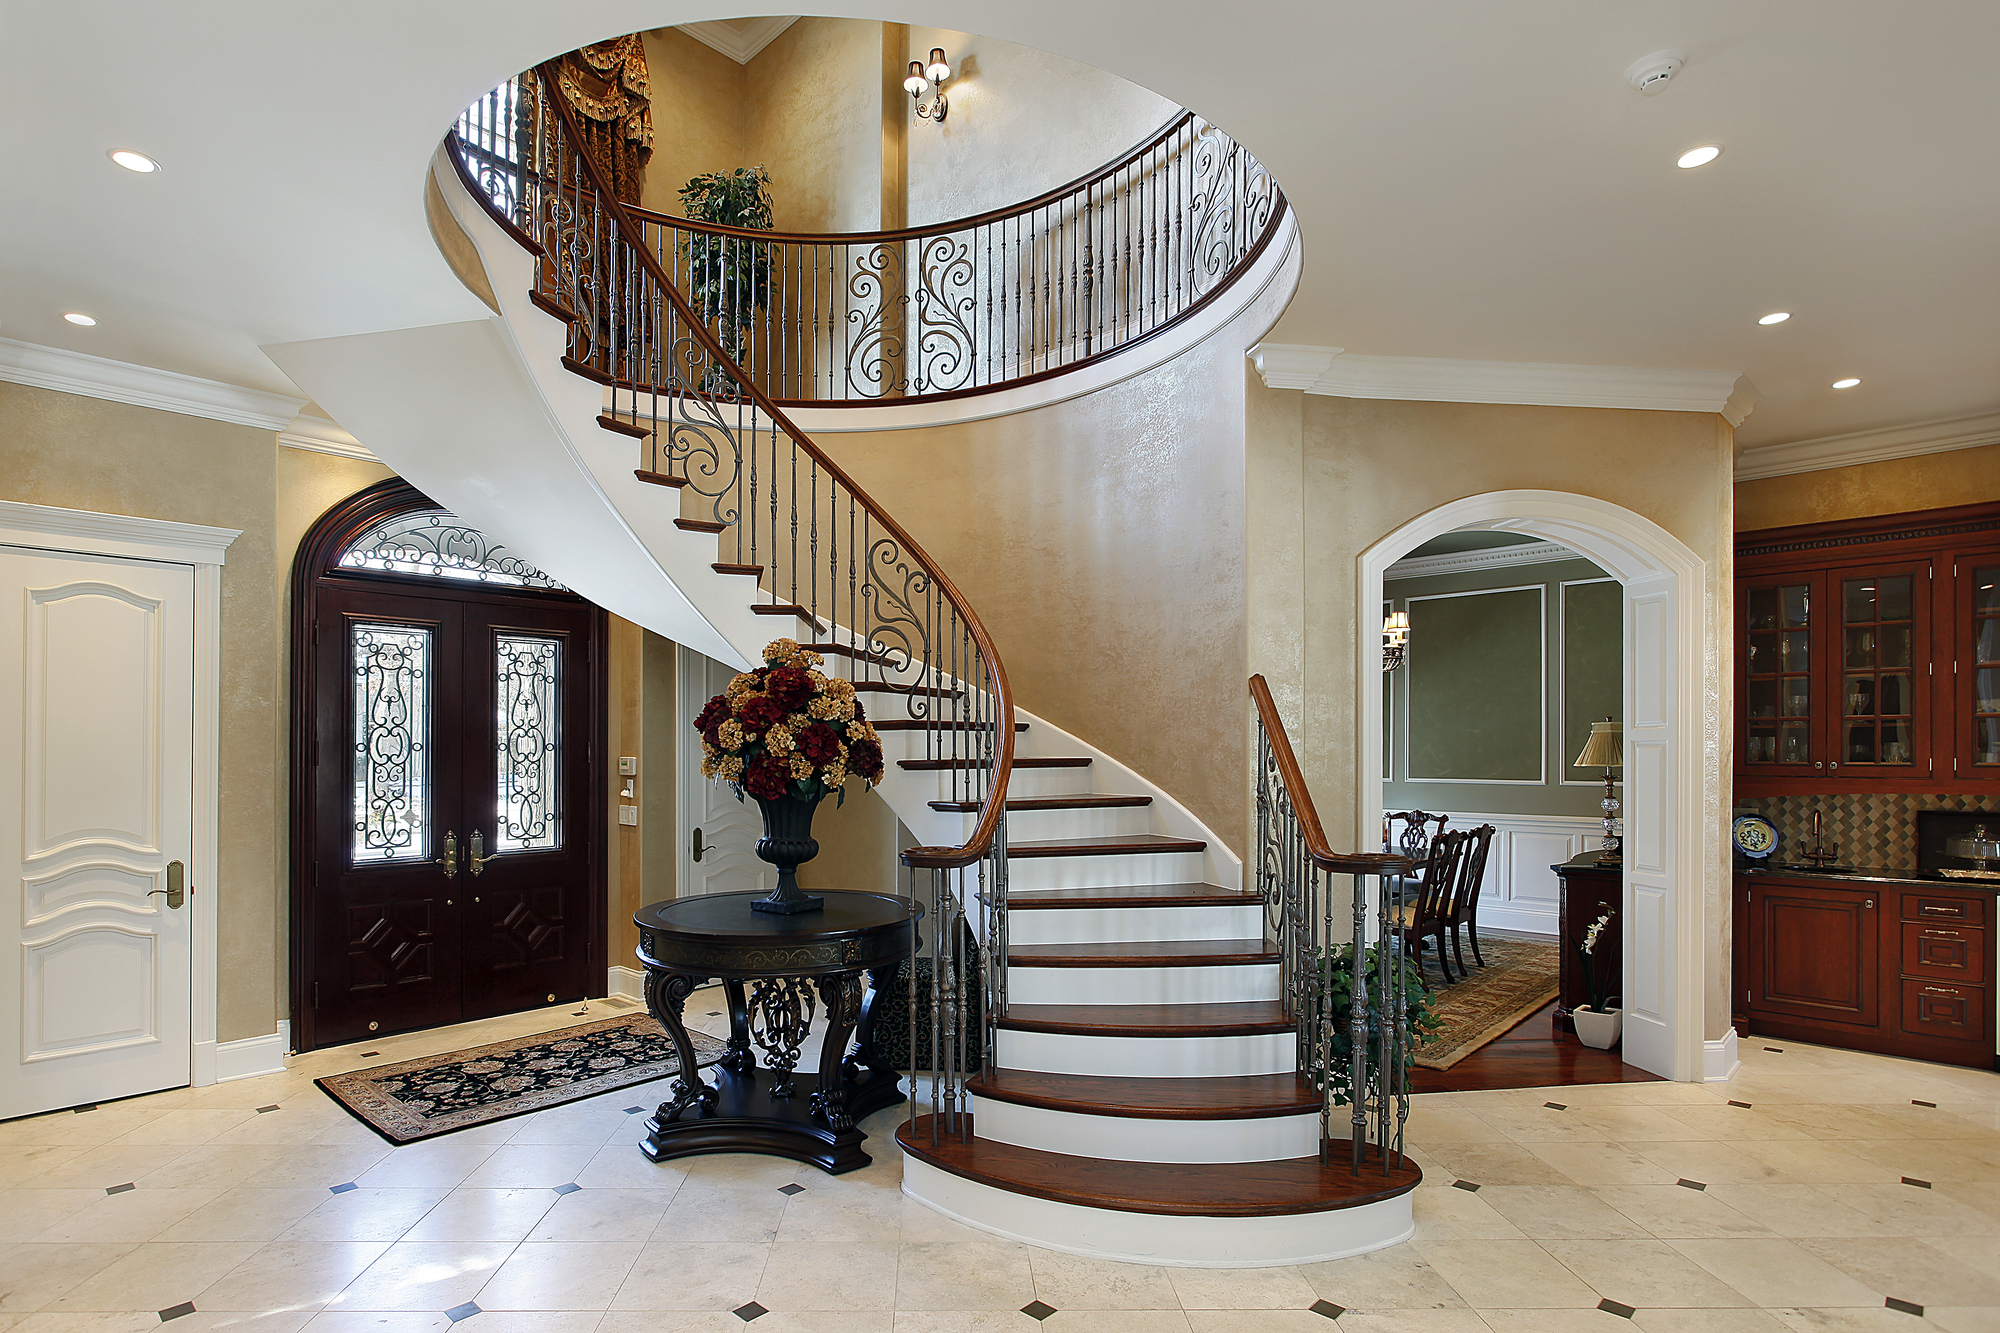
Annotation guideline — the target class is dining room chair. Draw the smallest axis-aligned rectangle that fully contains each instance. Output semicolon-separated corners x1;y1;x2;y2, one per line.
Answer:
1388;828;1469;985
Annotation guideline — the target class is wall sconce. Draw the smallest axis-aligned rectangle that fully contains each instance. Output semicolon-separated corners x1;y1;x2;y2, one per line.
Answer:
1382;611;1410;672
905;47;950;123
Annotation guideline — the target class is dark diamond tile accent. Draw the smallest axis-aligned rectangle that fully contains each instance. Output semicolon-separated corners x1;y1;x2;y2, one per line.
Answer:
1544;1102;1568;1111
624;1106;646;1114
1728;1100;1753;1108
1764;1046;1784;1053
445;1303;481;1322
255;1105;281;1114
360;1051;379;1057
732;1303;767;1322
1451;1180;1481;1192
1310;1300;1345;1320
1021;1302;1057;1322
778;1183;806;1196
1598;1299;1636;1319
1902;1177;1933;1189
553;1183;582;1195
73;1104;98;1114
329;1182;358;1194
159;1303;196;1323
573;1009;590;1016
106;1183;136;1195
708;1012;724;1017
1886;1298;1924;1317
1677;1179;1708;1191
1913;1099;1937;1108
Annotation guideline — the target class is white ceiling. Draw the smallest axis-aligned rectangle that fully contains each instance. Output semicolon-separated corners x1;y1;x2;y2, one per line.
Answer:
2;1;1994;448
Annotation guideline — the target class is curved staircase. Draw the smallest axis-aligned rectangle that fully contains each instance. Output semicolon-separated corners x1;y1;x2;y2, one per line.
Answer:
288;61;1419;1268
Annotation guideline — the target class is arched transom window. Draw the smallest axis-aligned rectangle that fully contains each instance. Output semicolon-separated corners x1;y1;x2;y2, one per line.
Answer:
336;507;568;591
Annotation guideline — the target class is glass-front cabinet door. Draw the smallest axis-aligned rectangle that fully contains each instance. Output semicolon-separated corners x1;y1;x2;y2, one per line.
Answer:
1742;575;1822;775
1826;561;1931;778
1960;555;2000;779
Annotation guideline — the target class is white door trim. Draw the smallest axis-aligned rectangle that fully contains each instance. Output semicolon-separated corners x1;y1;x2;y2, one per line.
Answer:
0;500;239;1087
1357;490;1710;1082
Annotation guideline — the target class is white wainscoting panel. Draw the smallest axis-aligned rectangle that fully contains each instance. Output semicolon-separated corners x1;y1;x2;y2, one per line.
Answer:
1414;812;1599;935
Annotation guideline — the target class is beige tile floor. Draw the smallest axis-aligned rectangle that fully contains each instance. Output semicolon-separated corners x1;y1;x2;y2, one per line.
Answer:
4;994;2000;1333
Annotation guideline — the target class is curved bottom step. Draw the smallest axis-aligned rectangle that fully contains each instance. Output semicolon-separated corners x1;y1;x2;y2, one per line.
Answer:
898;1116;1419;1267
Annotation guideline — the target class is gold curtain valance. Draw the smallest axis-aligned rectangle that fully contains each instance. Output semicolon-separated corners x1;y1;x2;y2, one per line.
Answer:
553;35;652;204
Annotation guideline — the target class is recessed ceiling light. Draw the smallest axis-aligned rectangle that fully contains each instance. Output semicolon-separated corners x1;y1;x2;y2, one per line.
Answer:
1677;145;1723;169
63;312;97;326
1831;378;1862;389
1758;312;1791;325
107;149;160;173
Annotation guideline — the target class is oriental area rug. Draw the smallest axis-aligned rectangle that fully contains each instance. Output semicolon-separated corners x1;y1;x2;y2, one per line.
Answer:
1414;936;1562;1070
318;1014;728;1144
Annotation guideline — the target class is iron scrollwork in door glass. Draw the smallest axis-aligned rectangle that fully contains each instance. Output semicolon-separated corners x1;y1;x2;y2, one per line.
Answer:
351;622;433;864
495;634;562;852
337;508;568;591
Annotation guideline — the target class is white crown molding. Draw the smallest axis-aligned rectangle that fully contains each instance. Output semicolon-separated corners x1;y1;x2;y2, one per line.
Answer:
677;17;800;64
0;336;303;431
1249;343;1760;427
1385;540;1597;581
280;413;378;462
1733;409;2000;482
0;498;240;566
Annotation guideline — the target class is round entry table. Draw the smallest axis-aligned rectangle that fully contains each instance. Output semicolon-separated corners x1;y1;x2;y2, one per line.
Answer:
633;889;922;1174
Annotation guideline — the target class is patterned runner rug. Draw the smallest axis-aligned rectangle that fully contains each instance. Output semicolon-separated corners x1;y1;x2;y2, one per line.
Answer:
1414;936;1562;1069
317;1014;728;1144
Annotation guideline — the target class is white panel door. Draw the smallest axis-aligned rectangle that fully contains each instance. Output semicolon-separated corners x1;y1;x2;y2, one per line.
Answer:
0;547;194;1117
678;647;770;898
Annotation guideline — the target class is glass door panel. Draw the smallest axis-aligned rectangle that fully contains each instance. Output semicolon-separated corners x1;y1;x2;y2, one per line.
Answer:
494;634;562;852
1742;577;1817;770
1828;561;1929;775
1971;564;2000;770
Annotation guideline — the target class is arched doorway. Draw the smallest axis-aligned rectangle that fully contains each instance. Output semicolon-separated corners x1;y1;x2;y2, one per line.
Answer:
1358;490;1715;1082
289;481;608;1052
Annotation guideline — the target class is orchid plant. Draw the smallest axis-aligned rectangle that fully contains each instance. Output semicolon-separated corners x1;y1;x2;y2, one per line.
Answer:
1574;907;1618;1013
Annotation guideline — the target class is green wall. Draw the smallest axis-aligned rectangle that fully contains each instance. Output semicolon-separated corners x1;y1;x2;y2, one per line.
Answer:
1383;555;1621;818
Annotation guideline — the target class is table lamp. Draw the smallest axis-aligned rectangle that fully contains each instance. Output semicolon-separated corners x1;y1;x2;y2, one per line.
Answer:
1574;719;1623;866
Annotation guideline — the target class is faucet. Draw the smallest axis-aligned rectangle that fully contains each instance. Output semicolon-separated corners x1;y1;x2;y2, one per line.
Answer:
1803;809;1841;869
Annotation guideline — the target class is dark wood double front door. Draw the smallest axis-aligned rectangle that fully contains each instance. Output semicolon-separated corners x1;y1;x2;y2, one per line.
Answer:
292;487;606;1052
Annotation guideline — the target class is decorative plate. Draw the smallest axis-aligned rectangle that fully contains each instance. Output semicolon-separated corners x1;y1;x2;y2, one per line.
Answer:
1733;815;1779;859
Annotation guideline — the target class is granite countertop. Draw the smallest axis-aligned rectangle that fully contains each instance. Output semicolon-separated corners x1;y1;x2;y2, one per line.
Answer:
1740;863;2000;890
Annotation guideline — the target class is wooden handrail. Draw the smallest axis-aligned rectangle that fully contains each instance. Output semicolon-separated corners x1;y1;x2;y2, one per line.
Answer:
519;64;1014;871
1249;674;1414;879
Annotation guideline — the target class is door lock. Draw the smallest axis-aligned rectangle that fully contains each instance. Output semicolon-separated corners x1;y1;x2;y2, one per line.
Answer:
149;860;188;910
692;827;709;862
469;830;500;876
435;831;459;878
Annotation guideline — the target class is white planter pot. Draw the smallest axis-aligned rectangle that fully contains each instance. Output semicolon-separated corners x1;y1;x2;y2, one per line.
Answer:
1572;1006;1623;1050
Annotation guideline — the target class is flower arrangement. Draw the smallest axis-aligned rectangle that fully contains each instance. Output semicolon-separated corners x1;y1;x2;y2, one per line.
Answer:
1574;907;1617;1013
692;639;885;804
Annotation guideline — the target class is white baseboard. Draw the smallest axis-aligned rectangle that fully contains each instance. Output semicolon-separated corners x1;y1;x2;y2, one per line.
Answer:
1703;1027;1740;1082
607;965;647;1002
1477;903;1559;936
213;1020;291;1083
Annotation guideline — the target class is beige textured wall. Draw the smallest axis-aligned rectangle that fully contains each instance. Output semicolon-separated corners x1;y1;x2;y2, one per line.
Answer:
1736;441;2000;531
638;28;749;218
741;18;884;233
0;383;282;1043
799;787;901;895
817;337;1252;855
1246;388;1738;1040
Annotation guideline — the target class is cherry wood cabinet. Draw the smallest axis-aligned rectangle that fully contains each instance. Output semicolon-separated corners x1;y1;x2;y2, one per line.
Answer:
1736;873;1994;1069
1737;502;2000;795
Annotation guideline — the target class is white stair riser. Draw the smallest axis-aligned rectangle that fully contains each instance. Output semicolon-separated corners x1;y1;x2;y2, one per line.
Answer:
904;765;1091;800
903;1159;1415;1267
962;804;1154;842
1008;850;1207;891
1005;904;1263;945
970;1097;1322;1164
1007;962;1279;1005
996;1028;1297;1078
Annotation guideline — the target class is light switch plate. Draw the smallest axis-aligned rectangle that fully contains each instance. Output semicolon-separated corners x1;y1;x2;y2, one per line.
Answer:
618;756;638;776
618;805;638;826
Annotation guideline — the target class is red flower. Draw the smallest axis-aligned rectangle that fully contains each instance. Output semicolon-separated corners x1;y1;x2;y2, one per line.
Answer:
745;754;791;800
852;699;867;723
798;722;842;765
847;737;884;782
765;666;812;712
738;695;783;732
693;694;730;733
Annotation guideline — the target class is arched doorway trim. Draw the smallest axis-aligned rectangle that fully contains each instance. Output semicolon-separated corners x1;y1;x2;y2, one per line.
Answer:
1357;490;1712;1083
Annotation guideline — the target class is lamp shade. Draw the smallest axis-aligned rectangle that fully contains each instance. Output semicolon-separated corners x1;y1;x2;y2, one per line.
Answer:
1573;719;1623;770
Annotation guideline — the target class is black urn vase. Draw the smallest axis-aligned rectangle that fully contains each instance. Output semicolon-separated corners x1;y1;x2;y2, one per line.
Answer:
750;795;825;914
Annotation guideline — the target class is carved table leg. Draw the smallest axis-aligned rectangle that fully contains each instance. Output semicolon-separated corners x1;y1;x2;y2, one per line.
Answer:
644;969;717;1123
747;977;816;1099
720;978;755;1073
811;971;866;1133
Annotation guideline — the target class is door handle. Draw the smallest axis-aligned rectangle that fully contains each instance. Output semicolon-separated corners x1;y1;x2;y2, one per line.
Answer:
149;860;187;910
469;830;500;876
435;831;458;879
692;827;709;862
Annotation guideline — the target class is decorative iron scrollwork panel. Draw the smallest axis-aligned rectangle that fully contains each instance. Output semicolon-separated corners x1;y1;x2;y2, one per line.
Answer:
350;622;433;864
494;634;562;851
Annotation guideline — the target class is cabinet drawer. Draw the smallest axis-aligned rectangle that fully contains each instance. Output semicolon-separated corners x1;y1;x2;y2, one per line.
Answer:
1900;979;1990;1047
1901;922;1987;983
1903;894;1986;926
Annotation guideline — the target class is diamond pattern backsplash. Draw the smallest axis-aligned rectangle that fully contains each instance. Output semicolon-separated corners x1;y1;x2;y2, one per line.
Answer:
1736;792;2000;869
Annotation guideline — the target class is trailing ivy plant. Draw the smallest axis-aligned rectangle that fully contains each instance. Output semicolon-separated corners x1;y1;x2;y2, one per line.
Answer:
1310;941;1442;1106
677;167;775;380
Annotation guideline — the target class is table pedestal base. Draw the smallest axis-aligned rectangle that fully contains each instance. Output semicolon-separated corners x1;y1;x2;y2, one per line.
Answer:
641;1065;905;1174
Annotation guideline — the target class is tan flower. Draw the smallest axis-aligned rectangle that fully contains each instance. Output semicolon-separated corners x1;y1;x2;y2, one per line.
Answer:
717;720;745;750
789;754;814;779
786;712;810;732
807;695;843;720
764;724;794;755
852;720;878;744
808;670;829;690
726;672;758;697
829;678;856;700
718;755;745;780
825;763;847;787
700;754;718;778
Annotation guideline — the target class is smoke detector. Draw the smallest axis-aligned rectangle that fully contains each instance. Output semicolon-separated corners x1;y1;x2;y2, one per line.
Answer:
1624;50;1687;96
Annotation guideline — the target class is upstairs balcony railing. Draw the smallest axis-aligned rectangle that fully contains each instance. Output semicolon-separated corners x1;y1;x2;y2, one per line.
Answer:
457;83;1286;406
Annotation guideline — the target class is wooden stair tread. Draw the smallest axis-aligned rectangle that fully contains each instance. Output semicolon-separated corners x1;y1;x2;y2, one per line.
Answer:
713;563;763;577
528;290;579;325
851;682;963;699
1009;834;1206;858
879;720;1029;733
931;794;1150;813
902;756;1088;771
969;1068;1320;1119
751;603;827;631
597;413;652;438
675;518;728;534
898;1114;1419;1216
634;470;687;488
998;1001;1294;1037
1009;938;1279;967
1006;883;1256;908
805;643;898;665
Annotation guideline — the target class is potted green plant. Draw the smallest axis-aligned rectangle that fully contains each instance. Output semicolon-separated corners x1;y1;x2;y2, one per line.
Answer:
677;166;775;382
1310;941;1442;1104
1571;907;1623;1049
